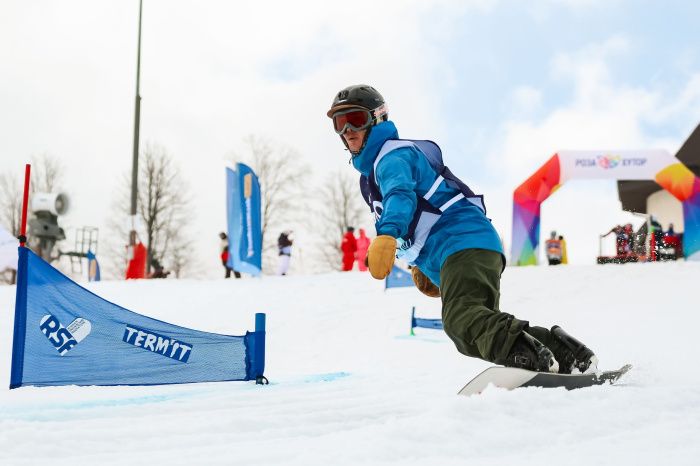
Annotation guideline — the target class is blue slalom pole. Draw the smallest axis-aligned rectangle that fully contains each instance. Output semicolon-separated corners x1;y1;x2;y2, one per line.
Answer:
253;313;267;384
410;306;416;336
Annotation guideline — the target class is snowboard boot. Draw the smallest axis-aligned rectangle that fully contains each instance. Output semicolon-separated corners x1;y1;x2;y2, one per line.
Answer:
550;326;598;374
505;331;559;373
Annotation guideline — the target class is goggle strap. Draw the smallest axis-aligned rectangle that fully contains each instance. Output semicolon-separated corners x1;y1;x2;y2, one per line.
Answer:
371;104;388;121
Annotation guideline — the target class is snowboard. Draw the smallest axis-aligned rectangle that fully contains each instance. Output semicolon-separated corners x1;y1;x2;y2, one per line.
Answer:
458;364;632;396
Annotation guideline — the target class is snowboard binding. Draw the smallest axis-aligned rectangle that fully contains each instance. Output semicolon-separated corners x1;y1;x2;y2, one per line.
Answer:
505;331;559;373
551;326;597;374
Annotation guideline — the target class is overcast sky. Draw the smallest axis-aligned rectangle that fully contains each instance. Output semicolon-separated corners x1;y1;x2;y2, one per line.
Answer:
2;0;700;276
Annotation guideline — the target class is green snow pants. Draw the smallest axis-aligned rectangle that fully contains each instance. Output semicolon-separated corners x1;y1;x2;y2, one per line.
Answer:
440;248;527;364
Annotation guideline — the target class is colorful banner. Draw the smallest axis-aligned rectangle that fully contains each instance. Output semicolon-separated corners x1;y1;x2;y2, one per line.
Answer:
511;151;700;265
226;164;262;276
557;150;674;181
10;247;265;388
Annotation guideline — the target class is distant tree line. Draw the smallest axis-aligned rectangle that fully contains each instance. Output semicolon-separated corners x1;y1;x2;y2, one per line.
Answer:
228;135;368;274
0;135;370;282
107;143;193;279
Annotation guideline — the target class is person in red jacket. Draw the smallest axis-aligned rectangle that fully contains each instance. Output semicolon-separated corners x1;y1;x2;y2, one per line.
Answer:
341;226;357;271
219;232;240;279
356;228;371;271
126;241;147;279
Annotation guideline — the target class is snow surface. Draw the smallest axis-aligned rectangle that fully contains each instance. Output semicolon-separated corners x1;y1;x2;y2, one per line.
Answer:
1;261;700;465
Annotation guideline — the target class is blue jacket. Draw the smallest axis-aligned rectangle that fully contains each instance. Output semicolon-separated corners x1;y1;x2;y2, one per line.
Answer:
351;121;503;286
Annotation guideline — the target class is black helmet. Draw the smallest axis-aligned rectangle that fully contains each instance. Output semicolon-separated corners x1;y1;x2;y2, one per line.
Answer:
327;84;387;117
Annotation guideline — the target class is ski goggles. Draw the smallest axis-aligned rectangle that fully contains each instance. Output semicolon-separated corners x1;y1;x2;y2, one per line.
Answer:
331;104;387;134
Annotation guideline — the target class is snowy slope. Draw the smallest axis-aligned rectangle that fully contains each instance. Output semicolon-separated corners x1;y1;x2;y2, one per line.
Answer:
1;261;699;466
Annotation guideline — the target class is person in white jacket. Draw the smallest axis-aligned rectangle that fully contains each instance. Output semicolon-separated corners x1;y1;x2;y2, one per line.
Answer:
277;231;293;276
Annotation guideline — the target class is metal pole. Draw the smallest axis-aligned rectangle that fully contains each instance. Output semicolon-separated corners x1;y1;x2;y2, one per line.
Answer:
19;164;31;247
129;0;143;246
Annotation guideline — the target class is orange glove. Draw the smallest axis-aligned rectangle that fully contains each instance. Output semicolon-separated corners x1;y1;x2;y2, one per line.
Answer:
367;235;396;279
411;267;440;298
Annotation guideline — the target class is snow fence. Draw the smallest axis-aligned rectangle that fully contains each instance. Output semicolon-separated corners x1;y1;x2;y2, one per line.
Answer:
10;247;266;388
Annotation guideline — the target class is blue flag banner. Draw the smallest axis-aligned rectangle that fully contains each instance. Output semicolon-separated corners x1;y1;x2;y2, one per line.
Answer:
385;265;414;289
226;163;262;276
410;306;443;335
10;247;266;388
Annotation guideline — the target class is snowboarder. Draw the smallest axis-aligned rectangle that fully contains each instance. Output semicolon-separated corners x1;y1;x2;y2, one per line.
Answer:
356;228;371;272
341;227;357;271
327;84;597;374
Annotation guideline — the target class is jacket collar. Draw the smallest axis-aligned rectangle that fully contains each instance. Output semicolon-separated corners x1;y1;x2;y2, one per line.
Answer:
351;121;399;177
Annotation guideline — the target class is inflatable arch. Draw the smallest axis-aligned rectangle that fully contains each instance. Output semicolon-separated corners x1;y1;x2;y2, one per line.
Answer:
511;150;700;265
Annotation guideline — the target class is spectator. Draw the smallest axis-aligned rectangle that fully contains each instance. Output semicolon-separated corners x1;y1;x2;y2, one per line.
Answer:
650;216;663;259
148;257;170;279
356;228;371;272
545;231;562;265
661;223;682;260
623;224;634;254
633;222;648;256
602;225;627;256
558;235;568;265
277;230;293;276
667;223;676;236
126;240;147;279
341;227;357;271
219;232;240;279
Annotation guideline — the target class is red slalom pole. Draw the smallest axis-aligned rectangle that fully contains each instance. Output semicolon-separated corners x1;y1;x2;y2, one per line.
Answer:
19;164;31;247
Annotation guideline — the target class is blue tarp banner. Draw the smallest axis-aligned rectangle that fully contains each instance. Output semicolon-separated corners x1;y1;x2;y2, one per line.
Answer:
413;317;443;331
385;265;414;289
410;307;443;334
10;247;265;388
226;164;262;276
